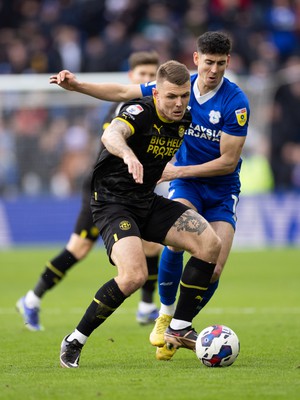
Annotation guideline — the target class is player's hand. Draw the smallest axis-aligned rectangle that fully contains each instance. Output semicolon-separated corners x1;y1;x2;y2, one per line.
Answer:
124;155;144;184
157;162;178;183
49;70;79;91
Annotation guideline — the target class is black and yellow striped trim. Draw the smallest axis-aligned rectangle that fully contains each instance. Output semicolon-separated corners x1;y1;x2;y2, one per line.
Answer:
46;261;64;278
114;117;135;134
180;280;207;291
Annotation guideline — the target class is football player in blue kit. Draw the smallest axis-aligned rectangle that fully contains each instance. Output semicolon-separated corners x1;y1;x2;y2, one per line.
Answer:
50;31;250;361
147;31;249;360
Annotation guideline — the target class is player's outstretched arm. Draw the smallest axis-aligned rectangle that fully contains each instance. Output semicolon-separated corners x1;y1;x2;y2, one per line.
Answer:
49;69;142;102
159;134;246;181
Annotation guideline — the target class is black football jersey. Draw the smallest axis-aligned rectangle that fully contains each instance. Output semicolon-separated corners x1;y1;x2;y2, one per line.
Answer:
92;96;192;205
101;102;124;132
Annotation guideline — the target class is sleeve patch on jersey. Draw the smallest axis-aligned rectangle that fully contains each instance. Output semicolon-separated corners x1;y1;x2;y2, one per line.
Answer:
235;108;247;126
126;104;144;115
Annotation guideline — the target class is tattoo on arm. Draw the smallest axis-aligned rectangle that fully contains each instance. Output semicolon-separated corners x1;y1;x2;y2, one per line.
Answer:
102;119;133;158
173;210;207;235
111;119;132;140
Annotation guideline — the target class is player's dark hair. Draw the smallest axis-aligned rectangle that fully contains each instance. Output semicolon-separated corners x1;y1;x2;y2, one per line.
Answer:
196;31;232;55
128;51;160;70
157;60;190;86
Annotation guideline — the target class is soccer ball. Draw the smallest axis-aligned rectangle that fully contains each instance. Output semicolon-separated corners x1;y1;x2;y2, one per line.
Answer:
195;325;240;367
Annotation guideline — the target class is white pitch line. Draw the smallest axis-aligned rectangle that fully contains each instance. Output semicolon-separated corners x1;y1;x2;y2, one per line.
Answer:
2;307;300;315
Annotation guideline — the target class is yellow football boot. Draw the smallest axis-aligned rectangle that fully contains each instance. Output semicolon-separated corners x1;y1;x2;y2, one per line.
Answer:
149;314;172;347
156;343;177;361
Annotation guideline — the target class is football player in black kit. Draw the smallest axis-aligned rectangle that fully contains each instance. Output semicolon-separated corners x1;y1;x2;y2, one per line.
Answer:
16;51;162;331
59;60;221;368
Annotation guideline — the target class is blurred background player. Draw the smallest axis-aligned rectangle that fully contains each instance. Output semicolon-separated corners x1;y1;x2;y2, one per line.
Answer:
16;50;162;331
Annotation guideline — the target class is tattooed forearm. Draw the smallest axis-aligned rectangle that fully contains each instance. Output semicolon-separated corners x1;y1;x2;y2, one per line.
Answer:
102;119;133;158
173;210;207;235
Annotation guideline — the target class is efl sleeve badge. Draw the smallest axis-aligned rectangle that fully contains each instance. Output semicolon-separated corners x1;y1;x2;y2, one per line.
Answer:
235;108;247;126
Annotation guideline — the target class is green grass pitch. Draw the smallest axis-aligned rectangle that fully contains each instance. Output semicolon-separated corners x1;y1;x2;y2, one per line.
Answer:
1;246;299;400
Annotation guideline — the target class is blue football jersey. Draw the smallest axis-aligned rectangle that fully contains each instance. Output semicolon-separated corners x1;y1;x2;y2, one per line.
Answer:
141;74;250;185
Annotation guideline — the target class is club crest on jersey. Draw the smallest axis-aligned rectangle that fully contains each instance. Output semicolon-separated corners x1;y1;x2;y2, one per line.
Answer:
178;125;185;137
209;110;221;124
235;108;247;126
119;220;131;230
126;104;144;115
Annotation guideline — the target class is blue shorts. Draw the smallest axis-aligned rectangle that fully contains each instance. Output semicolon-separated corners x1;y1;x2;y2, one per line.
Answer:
168;179;241;230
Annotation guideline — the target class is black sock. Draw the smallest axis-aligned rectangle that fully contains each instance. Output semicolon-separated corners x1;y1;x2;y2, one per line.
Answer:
76;279;127;337
33;249;78;297
173;257;215;323
141;255;159;303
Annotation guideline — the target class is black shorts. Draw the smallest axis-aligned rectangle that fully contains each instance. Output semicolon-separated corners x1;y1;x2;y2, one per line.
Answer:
73;173;100;241
91;194;190;262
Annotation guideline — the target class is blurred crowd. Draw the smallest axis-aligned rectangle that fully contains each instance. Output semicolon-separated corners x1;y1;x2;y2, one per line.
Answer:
1;0;300;74
1;0;300;196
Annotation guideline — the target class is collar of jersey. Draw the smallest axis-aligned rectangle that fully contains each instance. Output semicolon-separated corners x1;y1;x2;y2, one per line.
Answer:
193;77;224;105
153;96;174;123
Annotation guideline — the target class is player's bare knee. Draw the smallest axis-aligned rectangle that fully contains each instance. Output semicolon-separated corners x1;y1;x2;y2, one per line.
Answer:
120;270;147;293
211;264;223;281
133;274;147;290
205;233;222;262
67;235;94;260
214;231;222;250
192;231;221;263
74;246;93;260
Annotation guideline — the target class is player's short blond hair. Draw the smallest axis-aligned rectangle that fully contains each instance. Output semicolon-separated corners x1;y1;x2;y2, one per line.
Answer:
156;60;190;86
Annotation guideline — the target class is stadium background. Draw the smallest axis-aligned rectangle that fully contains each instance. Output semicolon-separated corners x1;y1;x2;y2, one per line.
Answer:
0;0;300;248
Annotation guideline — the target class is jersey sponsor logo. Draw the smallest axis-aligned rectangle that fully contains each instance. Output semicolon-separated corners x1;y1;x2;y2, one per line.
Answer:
209;110;221;124
119;220;131;230
235;108;247;126
147;136;183;158
126;104;144;115
185;124;221;142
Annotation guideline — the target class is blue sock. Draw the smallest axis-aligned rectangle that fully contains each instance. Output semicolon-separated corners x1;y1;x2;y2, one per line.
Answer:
196;279;219;316
158;247;183;306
